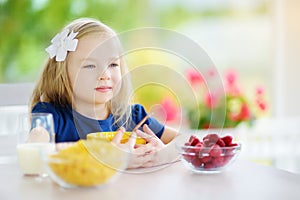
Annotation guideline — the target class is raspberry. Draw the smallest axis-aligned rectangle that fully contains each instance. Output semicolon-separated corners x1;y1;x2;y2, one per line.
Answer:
223;155;234;165
224;147;237;157
203;133;219;143
183;148;195;162
188;135;197;143
227;143;238;147
203;138;218;147
212;157;225;167
201;156;212;163
191;157;203;168
193;142;203;153
209;144;222;157
184;142;191;146
190;137;201;146
199;147;210;157
221;135;233;146
203;134;220;147
216;138;226;147
188;135;202;146
204;162;214;169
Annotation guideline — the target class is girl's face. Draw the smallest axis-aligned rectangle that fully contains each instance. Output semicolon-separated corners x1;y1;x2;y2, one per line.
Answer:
67;33;122;107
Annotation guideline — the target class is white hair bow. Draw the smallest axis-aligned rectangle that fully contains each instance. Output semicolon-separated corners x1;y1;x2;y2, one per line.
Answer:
45;29;79;62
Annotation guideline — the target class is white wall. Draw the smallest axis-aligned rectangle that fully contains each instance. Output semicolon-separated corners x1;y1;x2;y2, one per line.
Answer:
274;0;300;117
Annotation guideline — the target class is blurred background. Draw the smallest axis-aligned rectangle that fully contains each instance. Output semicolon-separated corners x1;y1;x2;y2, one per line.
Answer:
1;0;300;173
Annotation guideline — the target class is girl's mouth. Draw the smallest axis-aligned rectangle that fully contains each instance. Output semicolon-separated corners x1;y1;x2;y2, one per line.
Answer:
95;86;112;93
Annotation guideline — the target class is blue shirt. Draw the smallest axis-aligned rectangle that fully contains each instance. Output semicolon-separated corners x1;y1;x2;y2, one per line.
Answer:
32;102;164;143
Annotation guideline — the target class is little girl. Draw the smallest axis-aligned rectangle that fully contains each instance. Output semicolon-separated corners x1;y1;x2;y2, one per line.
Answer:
30;18;178;168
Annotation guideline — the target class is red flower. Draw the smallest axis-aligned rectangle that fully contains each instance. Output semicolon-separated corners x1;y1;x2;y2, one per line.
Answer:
229;103;251;121
256;99;267;111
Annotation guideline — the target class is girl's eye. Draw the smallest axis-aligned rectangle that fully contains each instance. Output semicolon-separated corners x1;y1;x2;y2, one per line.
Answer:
83;64;96;69
109;63;119;68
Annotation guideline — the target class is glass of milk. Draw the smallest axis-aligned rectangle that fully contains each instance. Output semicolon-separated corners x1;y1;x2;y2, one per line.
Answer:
16;113;55;176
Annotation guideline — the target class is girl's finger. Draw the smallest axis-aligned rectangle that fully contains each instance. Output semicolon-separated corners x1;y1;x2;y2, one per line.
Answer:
142;124;156;136
132;153;153;166
132;143;154;156
112;127;125;143
135;129;150;140
135;129;156;143
141;160;154;168
127;154;153;169
126;131;137;149
143;124;165;148
137;125;160;143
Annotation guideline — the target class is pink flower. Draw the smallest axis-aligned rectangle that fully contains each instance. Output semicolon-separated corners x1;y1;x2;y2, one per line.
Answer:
255;86;265;96
224;69;238;86
184;67;268;129
207;68;216;78
160;97;179;122
225;84;240;96
255;86;267;111
185;68;204;86
224;69;240;96
204;92;218;108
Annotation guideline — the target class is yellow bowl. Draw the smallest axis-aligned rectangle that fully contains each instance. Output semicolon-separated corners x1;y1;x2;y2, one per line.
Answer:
87;132;147;145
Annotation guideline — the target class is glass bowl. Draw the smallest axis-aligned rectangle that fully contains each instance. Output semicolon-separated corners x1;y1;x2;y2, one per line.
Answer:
175;134;242;174
42;139;128;188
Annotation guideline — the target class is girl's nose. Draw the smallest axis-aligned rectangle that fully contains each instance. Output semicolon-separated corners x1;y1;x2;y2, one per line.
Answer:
98;68;111;80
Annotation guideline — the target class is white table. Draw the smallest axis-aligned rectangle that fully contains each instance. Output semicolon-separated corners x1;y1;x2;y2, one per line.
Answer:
1;159;300;200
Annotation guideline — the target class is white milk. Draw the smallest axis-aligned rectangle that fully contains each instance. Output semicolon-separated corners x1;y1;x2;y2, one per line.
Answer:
16;143;54;175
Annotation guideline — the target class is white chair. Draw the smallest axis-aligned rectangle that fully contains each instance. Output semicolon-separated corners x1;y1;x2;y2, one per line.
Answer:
0;83;34;163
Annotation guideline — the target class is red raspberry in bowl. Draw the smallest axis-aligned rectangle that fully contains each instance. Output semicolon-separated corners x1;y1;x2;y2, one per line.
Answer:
179;133;241;173
209;144;222;157
221;135;233;146
203;134;219;143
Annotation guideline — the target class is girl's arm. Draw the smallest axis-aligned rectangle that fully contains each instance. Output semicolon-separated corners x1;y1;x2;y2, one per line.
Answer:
160;126;179;144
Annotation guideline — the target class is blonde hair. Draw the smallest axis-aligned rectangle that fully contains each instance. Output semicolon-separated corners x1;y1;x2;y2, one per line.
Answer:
30;18;132;127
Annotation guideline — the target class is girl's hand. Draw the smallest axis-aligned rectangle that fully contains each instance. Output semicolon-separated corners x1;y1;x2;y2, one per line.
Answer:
135;124;165;150
111;127;136;152
111;127;156;169
133;124;166;168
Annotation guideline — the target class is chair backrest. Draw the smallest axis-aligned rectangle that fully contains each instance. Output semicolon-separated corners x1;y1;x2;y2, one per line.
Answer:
0;83;34;136
0;83;34;106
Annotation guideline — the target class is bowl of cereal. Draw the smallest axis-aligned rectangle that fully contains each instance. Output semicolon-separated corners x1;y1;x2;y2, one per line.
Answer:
42;139;128;188
87;131;147;145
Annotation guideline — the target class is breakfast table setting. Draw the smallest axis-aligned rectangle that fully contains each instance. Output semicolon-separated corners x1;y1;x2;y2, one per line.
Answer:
1;157;300;200
1;132;300;200
1;110;300;200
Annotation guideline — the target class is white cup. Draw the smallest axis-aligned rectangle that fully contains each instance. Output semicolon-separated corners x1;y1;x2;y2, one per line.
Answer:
16;113;55;176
